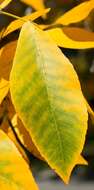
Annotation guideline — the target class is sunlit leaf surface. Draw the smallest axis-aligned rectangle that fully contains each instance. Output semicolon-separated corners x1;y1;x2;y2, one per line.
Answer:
0;0;12;10
0;129;39;190
46;27;94;49
54;0;94;25
10;22;88;184
21;0;45;11
0;78;9;104
2;8;50;38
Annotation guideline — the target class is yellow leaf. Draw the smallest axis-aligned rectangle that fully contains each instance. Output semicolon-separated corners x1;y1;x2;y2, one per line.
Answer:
0;40;17;80
62;27;94;42
0;27;5;40
2;120;29;163
1;94;42;161
10;114;43;161
21;0;46;19
46;27;94;49
39;24;49;30
21;0;45;11
54;0;94;25
0;94;16;127
0;95;28;161
0;93;17;141
15;117;43;160
0;78;9;104
2;8;50;38
78;155;88;165
0;0;12;10
11;113;17;126
0;129;39;190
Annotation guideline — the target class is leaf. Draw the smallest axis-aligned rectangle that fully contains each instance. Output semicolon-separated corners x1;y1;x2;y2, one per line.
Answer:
0;0;12;10
0;40;17;80
10;22;88;184
0;129;39;190
2;117;30;163
21;0;46;19
0;91;43;161
0;95;29;162
4;113;43;161
21;0;45;12
12;116;88;165
46;27;94;49
0;27;6;40
62;27;94;42
3;112;87;163
0;78;9;104
54;0;94;25
2;8;50;38
78;155;88;165
11;114;88;164
13;116;43;160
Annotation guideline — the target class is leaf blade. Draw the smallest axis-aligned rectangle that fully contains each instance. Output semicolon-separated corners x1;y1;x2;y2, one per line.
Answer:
46;27;94;49
0;129;39;190
21;0;45;12
54;0;94;25
10;22;88;183
21;0;46;19
0;78;9;104
0;0;12;10
0;40;17;80
2;8;50;38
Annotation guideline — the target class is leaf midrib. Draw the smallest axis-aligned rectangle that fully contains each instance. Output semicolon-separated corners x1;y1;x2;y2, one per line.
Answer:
31;26;65;162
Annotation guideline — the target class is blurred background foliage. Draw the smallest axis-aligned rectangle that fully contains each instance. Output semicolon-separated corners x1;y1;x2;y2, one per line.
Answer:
0;0;94;182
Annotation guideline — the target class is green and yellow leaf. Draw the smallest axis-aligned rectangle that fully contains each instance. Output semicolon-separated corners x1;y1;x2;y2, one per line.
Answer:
54;0;94;25
0;0;12;10
10;22;88;184
46;27;94;49
3;111;87;164
0;129;39;190
0;78;9;104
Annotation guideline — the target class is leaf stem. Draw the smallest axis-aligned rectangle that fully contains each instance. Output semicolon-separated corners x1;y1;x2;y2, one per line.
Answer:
0;10;26;21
